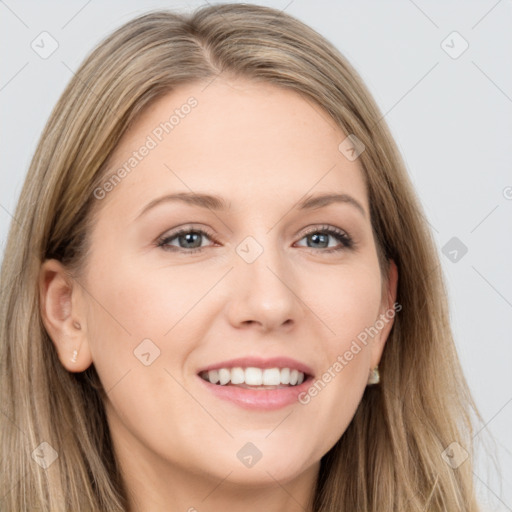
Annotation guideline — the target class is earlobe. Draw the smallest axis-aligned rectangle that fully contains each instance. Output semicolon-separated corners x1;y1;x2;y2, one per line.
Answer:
39;259;93;372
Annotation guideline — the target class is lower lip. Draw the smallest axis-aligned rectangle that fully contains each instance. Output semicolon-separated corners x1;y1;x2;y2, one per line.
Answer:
197;375;313;410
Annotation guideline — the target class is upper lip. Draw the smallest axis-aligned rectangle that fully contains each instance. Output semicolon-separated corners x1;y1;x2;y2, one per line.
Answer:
197;356;315;377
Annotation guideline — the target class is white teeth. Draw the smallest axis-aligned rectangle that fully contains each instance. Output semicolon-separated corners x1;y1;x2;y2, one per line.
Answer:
262;368;281;386
208;369;219;384
245;367;262;386
218;368;230;386
230;367;245;385
202;367;307;387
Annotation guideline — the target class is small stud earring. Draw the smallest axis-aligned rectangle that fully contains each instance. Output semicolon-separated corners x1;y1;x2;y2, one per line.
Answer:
71;349;78;363
367;365;380;385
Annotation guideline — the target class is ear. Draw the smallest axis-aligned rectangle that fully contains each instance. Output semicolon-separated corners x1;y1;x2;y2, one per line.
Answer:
39;259;93;372
370;259;399;369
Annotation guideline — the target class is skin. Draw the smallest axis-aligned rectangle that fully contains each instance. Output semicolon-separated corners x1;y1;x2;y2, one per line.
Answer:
40;77;398;512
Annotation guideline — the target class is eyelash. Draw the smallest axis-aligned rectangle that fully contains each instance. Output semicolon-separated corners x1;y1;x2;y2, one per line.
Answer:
156;225;354;255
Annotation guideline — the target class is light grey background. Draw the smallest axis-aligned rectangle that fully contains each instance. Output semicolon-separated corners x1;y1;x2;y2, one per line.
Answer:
1;1;511;509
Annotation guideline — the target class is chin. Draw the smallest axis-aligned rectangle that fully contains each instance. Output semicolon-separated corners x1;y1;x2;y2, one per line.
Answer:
211;444;314;486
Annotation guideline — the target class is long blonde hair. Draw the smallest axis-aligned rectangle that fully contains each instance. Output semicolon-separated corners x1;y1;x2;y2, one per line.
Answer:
0;4;483;510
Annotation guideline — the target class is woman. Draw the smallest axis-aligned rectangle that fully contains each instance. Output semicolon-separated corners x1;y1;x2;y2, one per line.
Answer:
0;3;483;511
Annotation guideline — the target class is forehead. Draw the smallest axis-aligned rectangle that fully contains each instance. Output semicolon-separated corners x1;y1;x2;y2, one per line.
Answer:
97;77;368;220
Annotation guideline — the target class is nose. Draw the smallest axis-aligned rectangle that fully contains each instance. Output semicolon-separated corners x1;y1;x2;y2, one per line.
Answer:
225;239;302;333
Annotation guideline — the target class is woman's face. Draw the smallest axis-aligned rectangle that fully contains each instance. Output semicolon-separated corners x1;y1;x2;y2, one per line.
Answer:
60;78;397;490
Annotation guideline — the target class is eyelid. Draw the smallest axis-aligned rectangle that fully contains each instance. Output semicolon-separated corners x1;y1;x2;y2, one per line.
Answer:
299;224;348;237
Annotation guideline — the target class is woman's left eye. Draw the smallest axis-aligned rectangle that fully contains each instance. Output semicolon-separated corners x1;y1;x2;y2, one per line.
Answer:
294;226;354;253
156;225;354;254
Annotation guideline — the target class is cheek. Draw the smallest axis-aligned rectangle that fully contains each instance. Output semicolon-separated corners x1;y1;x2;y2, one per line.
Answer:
81;258;203;452
82;256;220;389
304;260;383;351
294;263;382;447
85;251;214;338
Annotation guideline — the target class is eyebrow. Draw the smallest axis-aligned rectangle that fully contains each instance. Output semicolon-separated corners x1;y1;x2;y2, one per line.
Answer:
135;191;366;220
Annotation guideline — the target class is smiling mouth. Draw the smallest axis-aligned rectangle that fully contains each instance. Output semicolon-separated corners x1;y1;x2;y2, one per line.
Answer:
199;366;310;389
